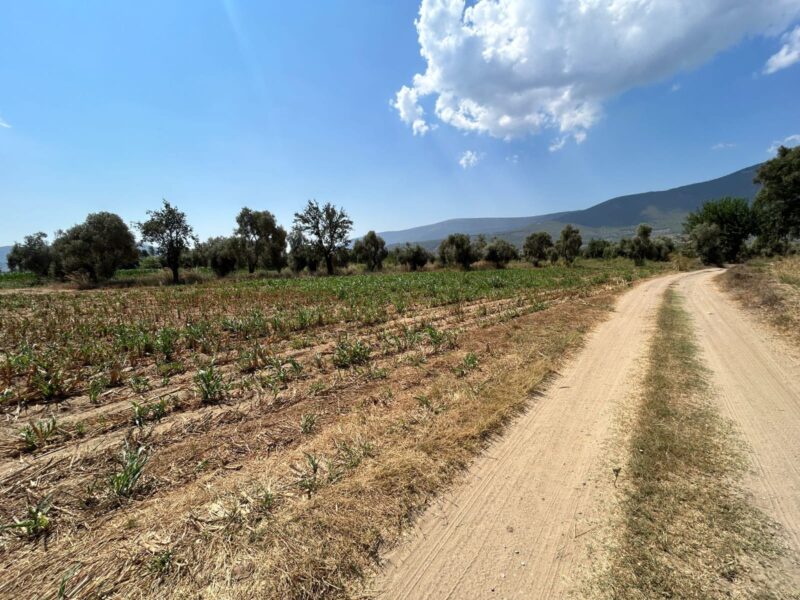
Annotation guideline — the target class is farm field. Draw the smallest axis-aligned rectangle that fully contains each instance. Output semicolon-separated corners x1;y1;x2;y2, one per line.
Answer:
0;259;667;598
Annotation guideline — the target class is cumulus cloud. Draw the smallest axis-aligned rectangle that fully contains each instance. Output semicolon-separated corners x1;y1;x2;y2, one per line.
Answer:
393;85;430;135
459;150;483;169
768;134;800;154
0;117;10;129
711;142;736;150
394;0;800;145
765;25;800;74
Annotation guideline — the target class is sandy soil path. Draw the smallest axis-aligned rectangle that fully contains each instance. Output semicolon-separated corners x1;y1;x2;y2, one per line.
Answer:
372;272;688;599
678;270;800;571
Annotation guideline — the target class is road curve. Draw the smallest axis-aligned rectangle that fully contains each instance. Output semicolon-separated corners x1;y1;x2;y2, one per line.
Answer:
372;268;800;598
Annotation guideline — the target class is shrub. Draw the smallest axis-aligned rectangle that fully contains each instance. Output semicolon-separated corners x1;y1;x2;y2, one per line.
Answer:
7;232;53;277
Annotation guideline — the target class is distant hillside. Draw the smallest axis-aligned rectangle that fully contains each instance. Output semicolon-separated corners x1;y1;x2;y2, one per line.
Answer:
0;246;11;272
380;164;761;247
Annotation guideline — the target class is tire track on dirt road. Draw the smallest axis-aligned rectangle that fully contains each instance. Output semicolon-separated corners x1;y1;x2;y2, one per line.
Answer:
678;269;800;580
371;272;691;599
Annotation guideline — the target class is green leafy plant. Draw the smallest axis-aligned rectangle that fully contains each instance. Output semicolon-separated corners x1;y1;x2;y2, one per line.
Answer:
293;452;322;496
87;375;107;404
300;413;318;434
131;398;168;427
20;417;59;451
454;352;479;377
109;445;149;498
149;549;174;575
332;337;371;368
129;375;151;394
1;495;52;537
33;362;67;401
154;327;180;361
194;363;227;404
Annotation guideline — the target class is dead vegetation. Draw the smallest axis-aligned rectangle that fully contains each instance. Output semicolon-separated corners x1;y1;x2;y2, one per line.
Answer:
0;263;666;598
599;288;793;598
720;256;800;350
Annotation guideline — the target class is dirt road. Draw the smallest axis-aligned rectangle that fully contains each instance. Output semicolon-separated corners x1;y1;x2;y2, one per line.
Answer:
677;270;800;567
372;269;800;599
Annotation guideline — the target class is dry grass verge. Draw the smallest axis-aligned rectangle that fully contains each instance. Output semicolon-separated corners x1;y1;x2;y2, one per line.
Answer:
599;288;792;598
720;256;800;350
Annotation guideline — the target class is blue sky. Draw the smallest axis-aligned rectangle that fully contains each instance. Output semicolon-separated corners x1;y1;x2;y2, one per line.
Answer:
1;1;799;246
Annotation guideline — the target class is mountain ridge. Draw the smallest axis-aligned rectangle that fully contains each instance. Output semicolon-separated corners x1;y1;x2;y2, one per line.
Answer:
379;163;761;247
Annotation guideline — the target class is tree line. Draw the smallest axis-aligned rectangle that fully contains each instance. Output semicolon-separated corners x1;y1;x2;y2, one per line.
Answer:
7;199;360;283
7;144;797;281
5;201;667;283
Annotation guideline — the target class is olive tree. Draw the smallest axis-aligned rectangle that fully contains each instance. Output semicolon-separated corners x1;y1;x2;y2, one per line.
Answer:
353;231;388;271
630;224;654;266
438;233;481;270
206;236;240;277
557;225;582;265
51;212;138;281
396;243;431;271
293;200;352;275
7;232;52;277
137;200;196;284
484;238;519;268
234;208;287;273
287;225;320;273
523;232;553;267
584;238;611;259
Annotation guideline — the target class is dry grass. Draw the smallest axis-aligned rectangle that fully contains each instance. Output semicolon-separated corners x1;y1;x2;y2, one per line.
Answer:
0;268;643;598
720;256;800;350
599;288;793;599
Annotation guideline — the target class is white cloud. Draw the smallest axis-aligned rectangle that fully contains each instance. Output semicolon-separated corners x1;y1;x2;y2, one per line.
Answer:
768;134;800;154
394;0;800;144
0;117;10;129
459;150;483;169
549;137;567;153
765;25;800;74
549;131;585;152
711;142;736;150
671;83;682;92
392;85;430;136
506;154;519;164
